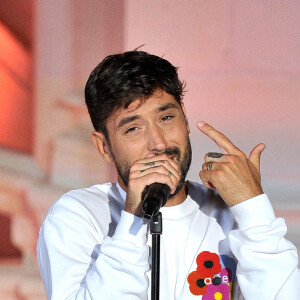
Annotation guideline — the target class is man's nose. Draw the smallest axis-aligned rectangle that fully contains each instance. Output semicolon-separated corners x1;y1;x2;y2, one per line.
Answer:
147;125;168;153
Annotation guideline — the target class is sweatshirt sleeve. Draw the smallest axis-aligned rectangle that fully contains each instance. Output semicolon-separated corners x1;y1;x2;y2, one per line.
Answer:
229;194;300;300
37;210;150;300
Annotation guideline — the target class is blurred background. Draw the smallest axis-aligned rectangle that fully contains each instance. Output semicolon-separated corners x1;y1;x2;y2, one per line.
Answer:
0;1;299;299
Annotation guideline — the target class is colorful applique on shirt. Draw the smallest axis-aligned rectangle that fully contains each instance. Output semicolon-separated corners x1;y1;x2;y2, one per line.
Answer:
187;251;236;299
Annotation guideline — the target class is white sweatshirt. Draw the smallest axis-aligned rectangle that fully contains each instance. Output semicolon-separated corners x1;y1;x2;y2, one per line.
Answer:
37;181;300;299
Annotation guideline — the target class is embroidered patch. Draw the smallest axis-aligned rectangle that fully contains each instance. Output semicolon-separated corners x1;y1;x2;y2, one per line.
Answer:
202;283;230;300
187;251;236;299
187;271;210;295
196;251;222;278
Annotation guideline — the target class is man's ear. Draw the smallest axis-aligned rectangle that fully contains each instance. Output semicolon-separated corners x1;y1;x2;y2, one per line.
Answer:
180;101;190;133
92;131;113;163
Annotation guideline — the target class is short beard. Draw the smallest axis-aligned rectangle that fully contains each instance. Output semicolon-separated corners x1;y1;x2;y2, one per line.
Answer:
165;139;192;198
110;135;192;198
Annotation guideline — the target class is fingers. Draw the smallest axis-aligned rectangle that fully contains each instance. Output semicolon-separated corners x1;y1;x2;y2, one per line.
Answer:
131;166;178;193
132;170;177;193
134;153;180;172
249;143;266;175
125;154;182;216
205;152;225;163
207;152;224;159
200;150;264;205
197;121;241;155
130;154;180;194
197;122;266;206
199;162;219;190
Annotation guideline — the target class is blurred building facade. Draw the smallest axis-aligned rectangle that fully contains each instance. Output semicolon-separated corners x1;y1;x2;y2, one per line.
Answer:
0;1;299;299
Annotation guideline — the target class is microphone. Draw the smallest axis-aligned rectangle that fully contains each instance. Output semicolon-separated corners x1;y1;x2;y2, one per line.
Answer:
142;183;171;220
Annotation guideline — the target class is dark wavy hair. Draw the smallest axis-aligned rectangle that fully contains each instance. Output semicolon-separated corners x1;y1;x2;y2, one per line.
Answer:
85;50;185;140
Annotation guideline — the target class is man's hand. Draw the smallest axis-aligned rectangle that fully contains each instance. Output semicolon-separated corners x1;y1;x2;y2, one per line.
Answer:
197;121;265;206
125;154;180;217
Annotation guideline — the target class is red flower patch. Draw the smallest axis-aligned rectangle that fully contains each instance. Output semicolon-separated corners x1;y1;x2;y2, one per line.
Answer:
187;271;210;295
187;252;236;298
196;251;222;278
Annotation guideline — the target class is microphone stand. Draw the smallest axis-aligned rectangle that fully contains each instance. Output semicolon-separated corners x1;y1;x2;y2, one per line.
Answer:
150;212;162;300
142;183;169;299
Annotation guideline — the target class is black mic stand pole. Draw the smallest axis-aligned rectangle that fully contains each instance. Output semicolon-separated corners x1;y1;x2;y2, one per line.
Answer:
150;212;162;300
143;183;170;299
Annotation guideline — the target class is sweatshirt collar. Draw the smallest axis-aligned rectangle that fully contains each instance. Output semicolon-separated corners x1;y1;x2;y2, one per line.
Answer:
116;182;198;219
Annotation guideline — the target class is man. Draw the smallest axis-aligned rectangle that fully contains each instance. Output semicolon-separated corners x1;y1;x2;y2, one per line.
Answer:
37;51;299;299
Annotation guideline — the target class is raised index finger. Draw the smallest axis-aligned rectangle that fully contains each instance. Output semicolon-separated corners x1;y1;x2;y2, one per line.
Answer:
196;121;241;154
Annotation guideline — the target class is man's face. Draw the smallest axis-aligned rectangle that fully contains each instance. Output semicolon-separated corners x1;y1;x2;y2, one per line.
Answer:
105;89;192;196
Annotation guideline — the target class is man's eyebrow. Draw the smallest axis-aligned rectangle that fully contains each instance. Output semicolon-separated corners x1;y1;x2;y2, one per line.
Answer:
117;115;138;129
158;103;180;112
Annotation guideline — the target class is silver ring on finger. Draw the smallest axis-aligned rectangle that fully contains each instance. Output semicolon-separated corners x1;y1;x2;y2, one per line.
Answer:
206;161;214;171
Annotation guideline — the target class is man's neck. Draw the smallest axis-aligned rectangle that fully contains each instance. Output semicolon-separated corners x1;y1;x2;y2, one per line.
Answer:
164;183;187;207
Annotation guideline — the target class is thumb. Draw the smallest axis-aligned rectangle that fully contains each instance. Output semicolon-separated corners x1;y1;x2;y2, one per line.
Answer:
249;143;266;174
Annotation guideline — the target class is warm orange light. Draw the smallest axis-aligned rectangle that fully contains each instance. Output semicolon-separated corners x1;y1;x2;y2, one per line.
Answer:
0;22;32;153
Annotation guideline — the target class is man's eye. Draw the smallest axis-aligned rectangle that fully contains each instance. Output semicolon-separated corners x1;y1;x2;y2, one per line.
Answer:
125;127;138;134
162;115;174;121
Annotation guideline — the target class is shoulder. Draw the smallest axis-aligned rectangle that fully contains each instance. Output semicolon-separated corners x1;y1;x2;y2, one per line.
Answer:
41;182;124;233
48;183;113;213
37;184;125;272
